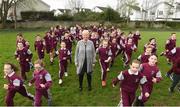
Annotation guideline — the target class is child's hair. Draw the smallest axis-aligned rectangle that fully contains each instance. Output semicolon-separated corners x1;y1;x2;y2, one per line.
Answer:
61;41;66;45
149;38;156;42
36;34;41;37
17;33;23;37
150;54;158;58
4;63;18;72
34;60;44;67
146;45;153;49
131;59;140;65
171;33;176;35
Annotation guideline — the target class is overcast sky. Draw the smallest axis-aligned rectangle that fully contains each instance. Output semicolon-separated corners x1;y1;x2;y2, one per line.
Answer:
42;0;117;10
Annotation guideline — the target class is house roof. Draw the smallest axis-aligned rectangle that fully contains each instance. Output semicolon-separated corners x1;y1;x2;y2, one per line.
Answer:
95;6;109;11
127;5;147;12
39;0;50;8
74;7;91;11
58;9;71;12
148;2;174;10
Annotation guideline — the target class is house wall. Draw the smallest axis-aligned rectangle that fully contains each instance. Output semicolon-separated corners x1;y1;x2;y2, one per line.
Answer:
130;10;143;21
8;0;50;20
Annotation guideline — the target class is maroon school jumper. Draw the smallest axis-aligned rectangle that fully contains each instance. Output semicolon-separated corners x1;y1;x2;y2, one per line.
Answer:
44;34;51;54
49;36;58;52
139;63;162;103
5;72;34;106
16;39;26;47
30;69;52;106
97;47;112;81
144;43;157;54
168;47;180;64
34;40;45;59
110;42;120;63
112;70;148;106
138;53;151;63
165;39;176;61
133;34;141;47
15;48;32;80
124;43;136;65
58;48;70;79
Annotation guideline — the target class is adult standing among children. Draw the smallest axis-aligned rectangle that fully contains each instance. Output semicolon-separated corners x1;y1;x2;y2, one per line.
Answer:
74;30;96;91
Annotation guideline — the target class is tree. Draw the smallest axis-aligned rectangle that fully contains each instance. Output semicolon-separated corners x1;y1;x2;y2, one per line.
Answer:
116;0;138;21
67;0;84;13
0;0;38;28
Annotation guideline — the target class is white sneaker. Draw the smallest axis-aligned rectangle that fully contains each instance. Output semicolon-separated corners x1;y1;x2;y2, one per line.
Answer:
65;72;68;77
107;68;110;72
59;79;63;84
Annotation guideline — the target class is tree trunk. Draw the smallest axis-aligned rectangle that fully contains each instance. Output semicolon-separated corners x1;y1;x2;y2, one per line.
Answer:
14;1;17;29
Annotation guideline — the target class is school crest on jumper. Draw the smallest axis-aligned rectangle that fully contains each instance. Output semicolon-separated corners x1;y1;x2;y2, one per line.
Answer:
39;75;43;79
151;71;155;75
135;79;139;83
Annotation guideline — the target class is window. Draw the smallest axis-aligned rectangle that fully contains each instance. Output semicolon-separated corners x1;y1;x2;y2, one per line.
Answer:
150;11;155;15
159;11;163;15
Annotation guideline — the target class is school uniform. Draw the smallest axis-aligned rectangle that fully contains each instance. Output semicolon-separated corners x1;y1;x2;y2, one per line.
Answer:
34;40;45;59
58;48;70;79
110;43;120;66
167;58;180;92
30;69;52;106
44;35;51;54
144;43;157;54
5;72;34;106
97;47;112;81
112;70;148;106
124;43;136;65
165;39;176;62
138;63;162;104
49;36;58;53
15;48;32;80
138;53;151;63
133;34;141;47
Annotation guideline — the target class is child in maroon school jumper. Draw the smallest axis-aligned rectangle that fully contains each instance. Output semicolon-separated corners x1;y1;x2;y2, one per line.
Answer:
112;60;149;106
110;38;120;67
16;33;27;47
138;46;152;63
135;55;162;106
166;58;180;93
144;38;157;54
62;33;73;63
44;32;51;54
161;33;176;63
96;40;112;87
56;42;70;84
123;38;137;67
49;32;58;65
3;63;34;106
29;60;52;106
132;30;141;48
15;43;32;80
34;35;45;60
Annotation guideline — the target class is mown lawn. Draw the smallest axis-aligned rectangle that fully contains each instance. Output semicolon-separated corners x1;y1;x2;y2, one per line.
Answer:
0;29;180;106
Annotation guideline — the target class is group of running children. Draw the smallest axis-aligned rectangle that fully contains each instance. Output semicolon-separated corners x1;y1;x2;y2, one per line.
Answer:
3;24;180;106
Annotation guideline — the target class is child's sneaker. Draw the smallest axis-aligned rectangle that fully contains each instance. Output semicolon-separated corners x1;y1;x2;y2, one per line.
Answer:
102;81;106;87
168;87;174;93
107;68;110;72
59;79;63;85
65;72;68;77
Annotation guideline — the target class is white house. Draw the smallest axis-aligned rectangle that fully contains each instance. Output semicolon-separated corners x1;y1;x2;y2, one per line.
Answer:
7;0;50;20
53;9;71;16
128;5;147;21
129;0;180;21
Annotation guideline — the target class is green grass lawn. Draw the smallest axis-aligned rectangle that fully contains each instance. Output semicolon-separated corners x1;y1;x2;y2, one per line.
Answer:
0;29;180;106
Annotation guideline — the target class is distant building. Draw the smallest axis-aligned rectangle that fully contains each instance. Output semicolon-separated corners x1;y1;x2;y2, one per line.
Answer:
7;0;50;20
